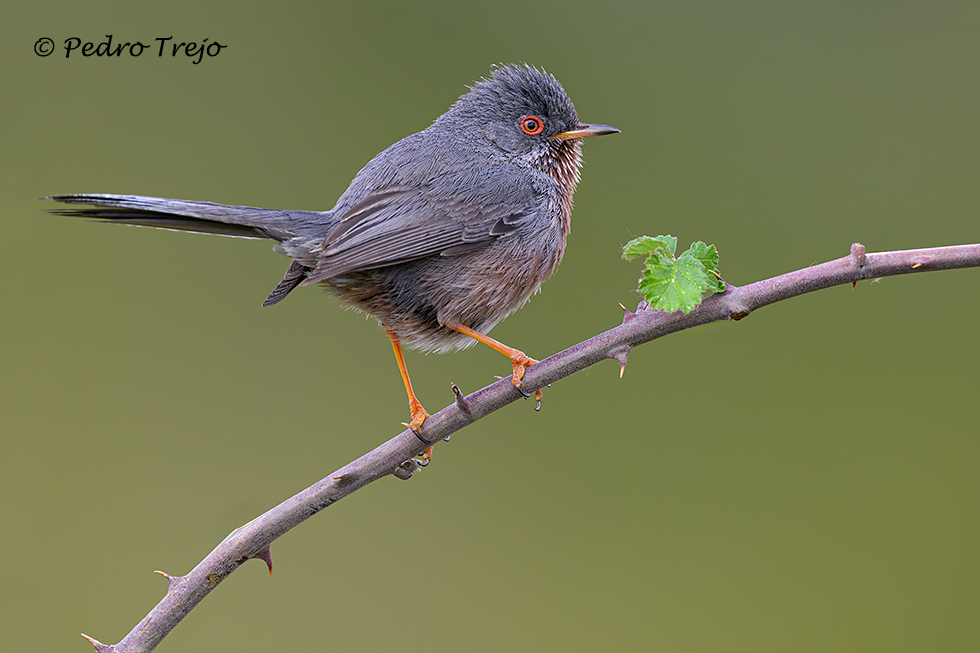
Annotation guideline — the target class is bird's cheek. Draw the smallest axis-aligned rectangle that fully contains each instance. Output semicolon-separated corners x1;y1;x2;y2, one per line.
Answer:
488;126;522;154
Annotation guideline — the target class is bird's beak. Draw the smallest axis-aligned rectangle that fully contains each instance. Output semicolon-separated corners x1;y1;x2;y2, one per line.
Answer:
551;123;620;141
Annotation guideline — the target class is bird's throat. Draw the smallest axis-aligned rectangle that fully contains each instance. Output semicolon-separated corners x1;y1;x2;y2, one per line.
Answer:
538;138;583;238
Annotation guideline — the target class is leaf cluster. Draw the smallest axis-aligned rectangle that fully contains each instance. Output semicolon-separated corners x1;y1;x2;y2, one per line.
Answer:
622;235;725;313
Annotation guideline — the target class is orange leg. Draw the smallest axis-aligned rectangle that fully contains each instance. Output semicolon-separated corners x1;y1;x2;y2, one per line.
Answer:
449;325;542;402
387;329;433;460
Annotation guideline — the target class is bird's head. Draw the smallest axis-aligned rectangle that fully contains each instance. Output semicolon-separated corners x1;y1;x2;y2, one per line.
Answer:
437;63;619;168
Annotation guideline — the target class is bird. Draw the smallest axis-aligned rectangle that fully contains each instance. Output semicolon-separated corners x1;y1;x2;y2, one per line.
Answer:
47;63;619;458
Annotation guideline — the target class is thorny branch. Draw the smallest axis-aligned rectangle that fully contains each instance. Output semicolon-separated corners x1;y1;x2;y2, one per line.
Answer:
82;242;980;652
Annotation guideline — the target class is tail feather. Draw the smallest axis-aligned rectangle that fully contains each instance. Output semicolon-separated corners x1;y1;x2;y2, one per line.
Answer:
46;193;325;242
262;260;309;306
46;193;329;306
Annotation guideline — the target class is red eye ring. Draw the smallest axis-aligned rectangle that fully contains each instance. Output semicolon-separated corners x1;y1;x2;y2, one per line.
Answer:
520;115;544;135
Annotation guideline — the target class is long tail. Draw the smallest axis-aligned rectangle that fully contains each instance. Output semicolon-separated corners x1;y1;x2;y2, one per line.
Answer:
46;193;323;241
46;193;328;305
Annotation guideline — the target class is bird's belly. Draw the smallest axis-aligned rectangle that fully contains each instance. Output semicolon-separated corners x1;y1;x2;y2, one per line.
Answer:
322;232;564;353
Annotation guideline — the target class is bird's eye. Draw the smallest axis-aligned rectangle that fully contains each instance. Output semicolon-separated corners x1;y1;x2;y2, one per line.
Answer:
519;115;545;136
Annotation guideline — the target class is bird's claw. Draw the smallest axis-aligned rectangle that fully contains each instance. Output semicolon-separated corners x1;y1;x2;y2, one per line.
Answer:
403;400;430;435
401;400;434;463
512;360;544;411
509;352;538;387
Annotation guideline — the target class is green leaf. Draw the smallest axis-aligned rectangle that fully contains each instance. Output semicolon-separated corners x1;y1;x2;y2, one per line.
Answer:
682;241;726;293
638;254;708;313
684;241;718;269
623;235;726;313
622;235;677;261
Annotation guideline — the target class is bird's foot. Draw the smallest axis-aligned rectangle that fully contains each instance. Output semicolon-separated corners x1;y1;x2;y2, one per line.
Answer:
509;350;538;387
509;352;543;408
401;398;433;464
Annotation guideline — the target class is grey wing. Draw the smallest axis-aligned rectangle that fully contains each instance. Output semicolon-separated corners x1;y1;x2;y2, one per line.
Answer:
303;183;538;284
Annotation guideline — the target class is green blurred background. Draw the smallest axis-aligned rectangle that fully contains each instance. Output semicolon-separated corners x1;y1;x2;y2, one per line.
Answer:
2;1;978;651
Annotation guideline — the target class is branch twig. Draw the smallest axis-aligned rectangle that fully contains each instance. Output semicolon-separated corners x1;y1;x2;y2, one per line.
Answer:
82;242;980;652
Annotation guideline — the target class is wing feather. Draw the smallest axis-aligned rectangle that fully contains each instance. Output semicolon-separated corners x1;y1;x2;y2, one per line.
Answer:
305;176;542;283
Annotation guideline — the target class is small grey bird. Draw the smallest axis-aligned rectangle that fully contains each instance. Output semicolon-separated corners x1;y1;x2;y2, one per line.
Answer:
48;63;619;451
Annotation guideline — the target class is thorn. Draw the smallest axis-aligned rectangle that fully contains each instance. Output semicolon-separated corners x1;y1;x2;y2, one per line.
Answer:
153;570;180;591
852;281;857;289
610;346;631;376
393;458;422;480
81;633;112;653
911;262;923;269
451;382;474;419
620;302;637;324
850;242;867;267
254;547;273;578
